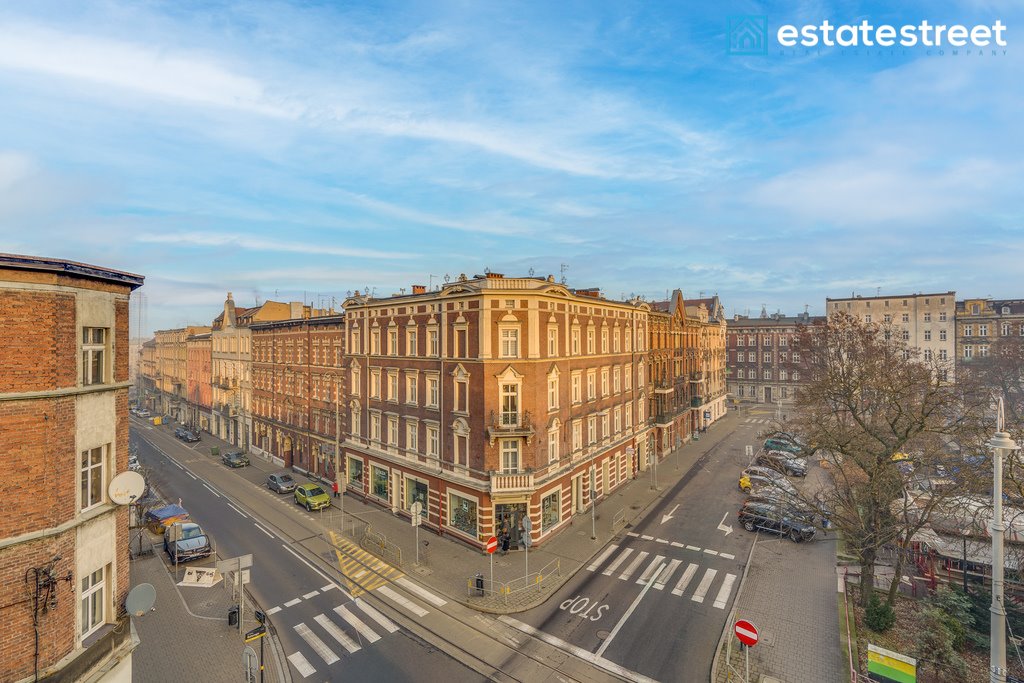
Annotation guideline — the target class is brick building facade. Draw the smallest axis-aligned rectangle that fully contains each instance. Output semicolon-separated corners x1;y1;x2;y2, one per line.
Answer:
0;253;143;683
727;310;822;407
185;331;212;431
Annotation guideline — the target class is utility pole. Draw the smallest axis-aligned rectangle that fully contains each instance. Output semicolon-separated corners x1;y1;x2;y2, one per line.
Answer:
335;380;343;533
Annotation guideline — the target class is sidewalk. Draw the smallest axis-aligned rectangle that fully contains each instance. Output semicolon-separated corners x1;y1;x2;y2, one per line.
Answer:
129;517;286;682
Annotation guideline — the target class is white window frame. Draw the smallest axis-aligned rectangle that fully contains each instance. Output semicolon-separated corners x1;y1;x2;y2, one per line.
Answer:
500;326;520;359
80;445;107;511
82;327;108;386
81;567;105;637
501;439;520;473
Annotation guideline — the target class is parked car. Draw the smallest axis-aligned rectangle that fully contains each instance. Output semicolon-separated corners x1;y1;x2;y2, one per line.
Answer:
739;467;798;495
294;483;330;511
174;427;187;440
180;429;200;443
755;450;808;477
768;431;807;447
222;451;249;468
137;408;151;418
763;438;803;455
128;454;141;471
746;486;816;521
737;501;815;542
267;472;297;493
164;521;212;563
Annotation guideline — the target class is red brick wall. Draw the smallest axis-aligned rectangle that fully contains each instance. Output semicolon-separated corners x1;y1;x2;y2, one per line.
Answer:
0;290;76;393
0;532;77;683
0;397;76;537
114;298;129;383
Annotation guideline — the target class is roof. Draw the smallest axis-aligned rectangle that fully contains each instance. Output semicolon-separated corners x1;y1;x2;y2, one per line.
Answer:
0;252;144;290
826;291;955;302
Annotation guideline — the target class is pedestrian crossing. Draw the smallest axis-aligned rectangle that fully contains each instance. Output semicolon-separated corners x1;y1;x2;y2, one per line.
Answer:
328;529;404;597
586;545;738;610
744;418;774;424
286;585;432;678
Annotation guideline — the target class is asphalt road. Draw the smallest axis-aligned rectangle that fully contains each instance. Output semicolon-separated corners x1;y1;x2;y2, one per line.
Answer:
511;414;815;682
132;421;479;682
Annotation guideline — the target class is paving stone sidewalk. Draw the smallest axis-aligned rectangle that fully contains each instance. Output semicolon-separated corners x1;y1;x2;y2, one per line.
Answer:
712;534;845;683
129;528;284;682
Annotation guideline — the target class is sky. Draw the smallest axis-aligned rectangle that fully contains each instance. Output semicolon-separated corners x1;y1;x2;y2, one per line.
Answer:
0;0;1021;335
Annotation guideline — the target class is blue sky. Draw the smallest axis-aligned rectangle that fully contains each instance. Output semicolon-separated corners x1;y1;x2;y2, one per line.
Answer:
0;1;1020;335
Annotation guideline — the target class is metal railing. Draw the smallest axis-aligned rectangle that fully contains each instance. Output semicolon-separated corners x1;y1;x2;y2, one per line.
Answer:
612;508;627;533
359;524;403;567
465;558;561;605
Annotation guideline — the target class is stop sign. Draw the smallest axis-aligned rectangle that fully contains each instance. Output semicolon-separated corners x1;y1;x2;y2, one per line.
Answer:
734;619;758;646
486;536;498;554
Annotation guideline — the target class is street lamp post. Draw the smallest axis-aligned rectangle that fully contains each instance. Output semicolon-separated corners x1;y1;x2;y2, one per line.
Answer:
988;427;1020;683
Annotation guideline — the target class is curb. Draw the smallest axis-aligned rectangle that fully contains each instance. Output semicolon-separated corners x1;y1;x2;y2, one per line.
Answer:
710;531;759;683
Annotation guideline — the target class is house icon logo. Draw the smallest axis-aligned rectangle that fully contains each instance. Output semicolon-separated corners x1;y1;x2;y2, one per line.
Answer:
728;15;768;55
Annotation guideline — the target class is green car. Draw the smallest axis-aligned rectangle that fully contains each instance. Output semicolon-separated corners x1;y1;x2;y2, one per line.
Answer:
294;484;330;511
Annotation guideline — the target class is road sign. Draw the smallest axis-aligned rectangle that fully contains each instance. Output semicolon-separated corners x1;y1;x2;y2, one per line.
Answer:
486;536;498;554
734;619;758;647
410;501;423;526
244;624;267;642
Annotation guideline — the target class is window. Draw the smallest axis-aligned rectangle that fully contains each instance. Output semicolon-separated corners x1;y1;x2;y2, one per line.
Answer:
406;422;418;452
737;368;745;379
980;345;989;358
624;405;632;428
387;416;399;446
779;369;788;381
902;330;910;341
548;328;558;356
426;425;439;458
370;413;381;442
939;329;947;341
902;313;909;323
792;352;800;362
971;304;980;315
82;328;107;385
388;329;398;355
939;349;947;361
80;446;106;510
350;366;361;396
980;324;989;336
601;413;609;440
571;328;580;355
613;328;621;353
348;457;364;485
779;352;787;362
350;407;361;437
548;376;559;410
763;335;771;347
428;328;439;356
351;330;361;355
587;416;596;444
964;345;973;359
737;386;744;397
964;325;973;337
586;371;596;400
624;328;632;352
924;330;931;341
613;366;621;393
370;370;381;399
571;373;582;404
779;335;788;347
371;329;381;354
763;352;771;363
587;328;595;354
614;406;622;433
406;374;418;405
500;327;520;358
924;312;931;323
864;314;872;323
763;369;771;380
426;376;439;408
884;314;891;323
636;400;644;423
601;329;609;353
792;371;800;381
542;490;561;531
781;387;788;399
407;329;418;356
624;364;632;391
406;478;427;516
572;421;582;452
81;567;105;637
372;465;388;498
600;369;609;396
448;492;477;537
501;440;520;473
387;371;398;402
547;429;559;463
1003;323;1012;336
501;383;519;424
924;349;933;361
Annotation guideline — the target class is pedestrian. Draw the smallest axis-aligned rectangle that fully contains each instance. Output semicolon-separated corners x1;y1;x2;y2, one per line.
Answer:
332;480;339;498
500;524;510;555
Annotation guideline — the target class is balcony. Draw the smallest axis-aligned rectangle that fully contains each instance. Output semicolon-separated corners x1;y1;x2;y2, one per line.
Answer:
216;402;238;417
690;372;706;384
653;381;675;395
490;470;534;494
690;396;704;408
486;411;536;445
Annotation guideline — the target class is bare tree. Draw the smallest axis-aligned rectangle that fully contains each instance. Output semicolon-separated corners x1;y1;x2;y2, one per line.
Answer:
792;312;988;607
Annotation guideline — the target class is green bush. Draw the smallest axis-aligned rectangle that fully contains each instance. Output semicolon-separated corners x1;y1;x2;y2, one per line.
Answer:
926;587;972;650
915;608;968;681
865;593;896;632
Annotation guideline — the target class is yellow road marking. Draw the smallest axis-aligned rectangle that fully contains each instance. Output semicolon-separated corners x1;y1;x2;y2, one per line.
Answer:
328;530;403;596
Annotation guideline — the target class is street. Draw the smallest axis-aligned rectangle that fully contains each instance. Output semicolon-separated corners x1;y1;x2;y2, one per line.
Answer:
506;414;821;681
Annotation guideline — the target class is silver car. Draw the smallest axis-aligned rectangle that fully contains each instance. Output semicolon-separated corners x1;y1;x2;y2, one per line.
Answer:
267;472;296;493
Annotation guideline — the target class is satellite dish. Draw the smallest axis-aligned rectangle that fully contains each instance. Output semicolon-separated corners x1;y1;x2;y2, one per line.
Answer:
109;471;146;505
125;583;156;616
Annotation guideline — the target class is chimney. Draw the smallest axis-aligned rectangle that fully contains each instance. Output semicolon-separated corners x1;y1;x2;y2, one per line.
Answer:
486;272;504;279
224;292;237;328
412;285;426;294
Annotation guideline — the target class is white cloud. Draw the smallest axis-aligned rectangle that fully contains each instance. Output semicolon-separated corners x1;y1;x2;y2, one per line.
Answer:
136;232;413;260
